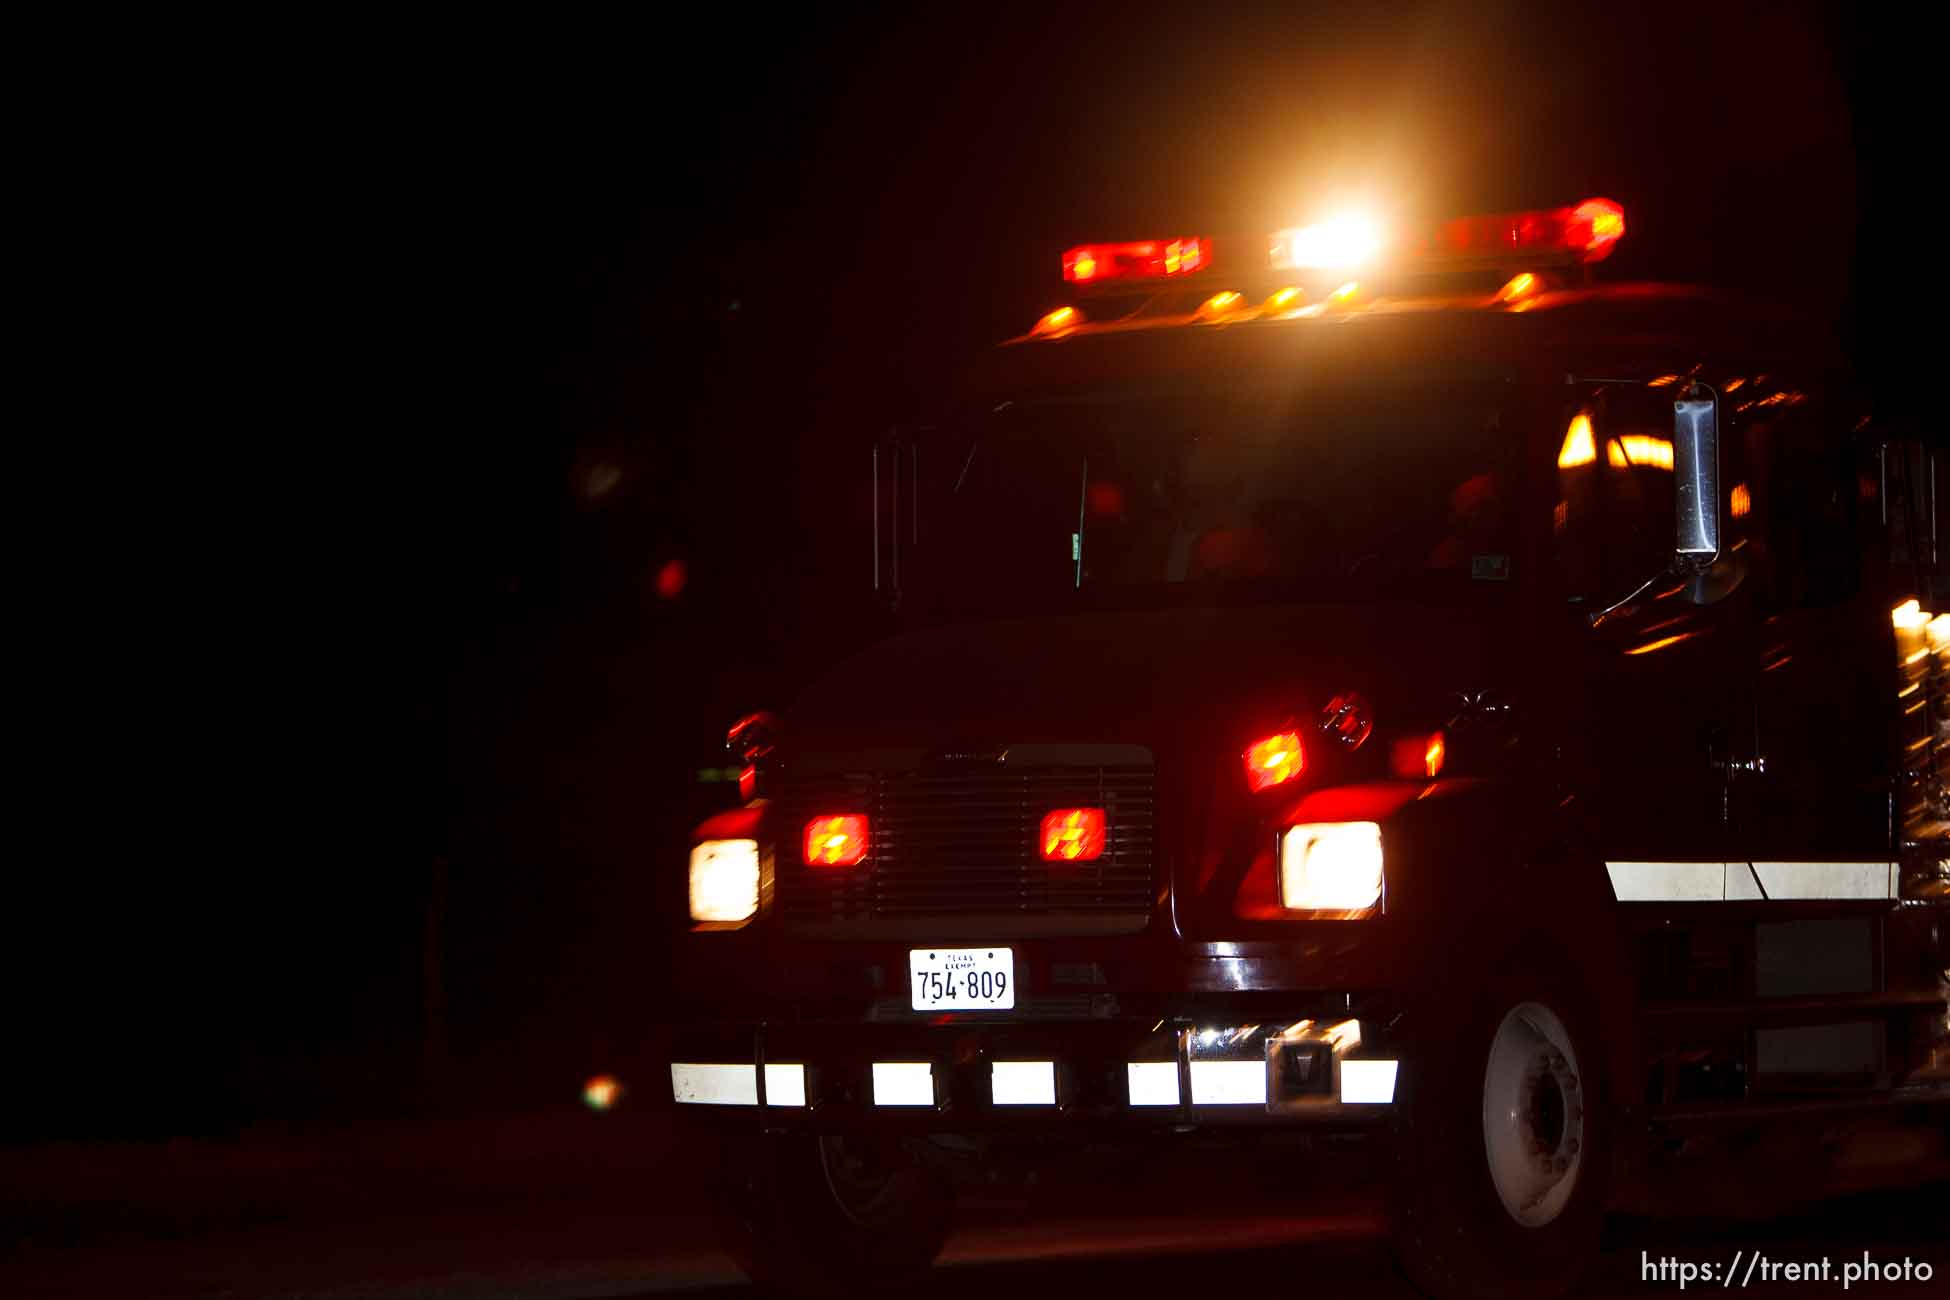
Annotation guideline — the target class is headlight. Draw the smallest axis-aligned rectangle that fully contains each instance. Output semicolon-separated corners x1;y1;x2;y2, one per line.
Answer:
689;838;759;922
1278;821;1383;913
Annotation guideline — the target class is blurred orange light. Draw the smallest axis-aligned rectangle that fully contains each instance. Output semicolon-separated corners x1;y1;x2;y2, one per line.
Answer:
1613;435;1674;470
1495;271;1539;303
1244;732;1305;793
1892;599;1928;632
1730;483;1751;518
1648;374;1681;387
1033;305;1079;336
804;814;869;867
1198;290;1245;318
1557;413;1596;468
1424;732;1445;777
1072;252;1097;280
1324;1019;1363;1053
583;1074;623;1111
1625;631;1701;656
1265;286;1303;311
1040;807;1107;861
1328;281;1360;304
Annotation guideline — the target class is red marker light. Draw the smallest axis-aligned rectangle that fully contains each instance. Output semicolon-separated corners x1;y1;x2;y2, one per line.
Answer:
1244;732;1306;793
1040;808;1106;861
1063;238;1211;283
804;814;868;867
1391;731;1446;779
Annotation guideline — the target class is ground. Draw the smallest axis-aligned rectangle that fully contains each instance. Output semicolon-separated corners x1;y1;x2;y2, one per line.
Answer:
5;1105;1946;1299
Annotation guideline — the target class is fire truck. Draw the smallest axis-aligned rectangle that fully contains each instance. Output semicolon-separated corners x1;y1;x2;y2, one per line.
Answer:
671;198;1950;1298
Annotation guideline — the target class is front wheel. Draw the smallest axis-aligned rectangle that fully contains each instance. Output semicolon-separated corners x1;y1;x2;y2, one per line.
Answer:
1390;956;1614;1300
712;1131;954;1297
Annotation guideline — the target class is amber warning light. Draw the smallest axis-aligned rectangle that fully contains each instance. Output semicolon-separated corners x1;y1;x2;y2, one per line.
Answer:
804;814;868;867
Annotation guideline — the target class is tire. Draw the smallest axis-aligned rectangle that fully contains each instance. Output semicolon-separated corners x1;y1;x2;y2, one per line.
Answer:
1389;948;1614;1300
712;1131;955;1297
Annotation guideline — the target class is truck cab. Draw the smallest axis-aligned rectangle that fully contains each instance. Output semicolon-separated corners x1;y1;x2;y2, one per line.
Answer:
671;200;1950;1299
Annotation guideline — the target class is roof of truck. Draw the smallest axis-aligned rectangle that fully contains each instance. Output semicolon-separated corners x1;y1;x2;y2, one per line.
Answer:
964;280;1839;406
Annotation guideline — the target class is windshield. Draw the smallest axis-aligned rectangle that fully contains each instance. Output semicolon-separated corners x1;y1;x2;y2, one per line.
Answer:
909;377;1523;617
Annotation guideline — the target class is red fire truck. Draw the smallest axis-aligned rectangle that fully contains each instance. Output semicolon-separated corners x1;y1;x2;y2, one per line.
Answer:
672;198;1950;1298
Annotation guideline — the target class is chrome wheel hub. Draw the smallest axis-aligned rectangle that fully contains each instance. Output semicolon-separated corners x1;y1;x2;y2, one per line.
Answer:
1482;1000;1585;1227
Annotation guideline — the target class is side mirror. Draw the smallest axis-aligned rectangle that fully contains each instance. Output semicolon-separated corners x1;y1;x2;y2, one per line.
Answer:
1588;386;1737;626
726;711;779;765
1673;392;1720;565
1673;390;1744;604
726;711;779;804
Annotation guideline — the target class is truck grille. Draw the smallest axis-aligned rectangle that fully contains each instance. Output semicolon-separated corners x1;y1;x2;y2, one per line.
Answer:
775;761;1156;937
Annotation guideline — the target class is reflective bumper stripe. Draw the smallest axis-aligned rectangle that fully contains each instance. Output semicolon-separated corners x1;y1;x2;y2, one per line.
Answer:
671;1057;1400;1109
670;1062;807;1106
1607;861;1897;902
1339;1058;1399;1103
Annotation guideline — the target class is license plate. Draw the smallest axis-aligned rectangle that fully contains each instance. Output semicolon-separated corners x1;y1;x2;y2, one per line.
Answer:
908;946;1015;1011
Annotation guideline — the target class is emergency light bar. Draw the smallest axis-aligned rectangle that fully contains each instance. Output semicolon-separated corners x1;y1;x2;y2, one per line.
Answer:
1057;198;1626;290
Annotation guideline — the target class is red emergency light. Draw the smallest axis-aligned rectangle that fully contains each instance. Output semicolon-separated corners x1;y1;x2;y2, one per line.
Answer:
1064;238;1211;284
804;814;868;867
1244;731;1306;793
1421;197;1626;266
1040;808;1107;862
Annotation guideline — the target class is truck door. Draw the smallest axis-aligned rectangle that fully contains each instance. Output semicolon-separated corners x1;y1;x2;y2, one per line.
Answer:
1721;390;1910;1092
1732;392;1891;864
1548;386;1743;874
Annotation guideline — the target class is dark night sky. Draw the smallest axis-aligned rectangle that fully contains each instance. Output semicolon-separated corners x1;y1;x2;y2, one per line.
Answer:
33;2;1928;1140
